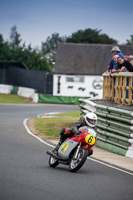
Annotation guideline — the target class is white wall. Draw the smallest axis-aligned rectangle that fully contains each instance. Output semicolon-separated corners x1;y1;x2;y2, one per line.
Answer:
53;74;103;99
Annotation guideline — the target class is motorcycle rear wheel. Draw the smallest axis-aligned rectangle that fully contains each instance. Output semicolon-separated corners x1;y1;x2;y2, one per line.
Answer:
49;156;59;167
69;148;88;172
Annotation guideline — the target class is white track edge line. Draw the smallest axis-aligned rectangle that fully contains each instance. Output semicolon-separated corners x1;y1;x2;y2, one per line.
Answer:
87;157;133;176
23;118;54;148
23;118;133;176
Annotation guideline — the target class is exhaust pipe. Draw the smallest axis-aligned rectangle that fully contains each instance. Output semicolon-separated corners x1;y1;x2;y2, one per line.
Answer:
46;150;60;159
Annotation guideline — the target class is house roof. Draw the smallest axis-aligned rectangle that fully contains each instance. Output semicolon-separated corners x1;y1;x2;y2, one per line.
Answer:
54;43;133;75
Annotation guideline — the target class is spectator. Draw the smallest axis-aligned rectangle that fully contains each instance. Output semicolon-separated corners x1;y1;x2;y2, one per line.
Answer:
129;55;133;65
105;46;125;73
111;46;125;59
117;56;133;72
108;55;119;74
125;55;133;65
125;55;130;61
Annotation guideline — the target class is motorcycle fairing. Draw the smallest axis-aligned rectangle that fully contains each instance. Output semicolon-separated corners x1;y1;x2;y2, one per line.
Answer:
58;138;78;160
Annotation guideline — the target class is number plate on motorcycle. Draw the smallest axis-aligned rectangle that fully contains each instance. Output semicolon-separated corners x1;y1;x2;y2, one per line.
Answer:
61;142;68;151
85;135;96;145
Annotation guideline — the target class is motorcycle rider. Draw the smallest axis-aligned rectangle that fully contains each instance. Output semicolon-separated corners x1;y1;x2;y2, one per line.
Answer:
54;112;97;156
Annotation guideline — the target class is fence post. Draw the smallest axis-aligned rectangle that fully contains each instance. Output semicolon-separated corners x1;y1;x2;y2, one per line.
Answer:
103;76;107;100
103;72;133;105
122;77;126;104
118;76;122;104
114;76;119;103
128;77;132;105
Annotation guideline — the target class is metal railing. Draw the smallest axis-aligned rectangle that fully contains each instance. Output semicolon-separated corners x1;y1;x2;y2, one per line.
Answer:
102;72;133;105
79;98;133;158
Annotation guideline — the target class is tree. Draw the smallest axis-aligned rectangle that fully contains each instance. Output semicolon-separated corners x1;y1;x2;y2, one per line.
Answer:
0;30;52;73
0;26;119;73
10;25;22;47
41;33;66;64
66;28;117;44
126;35;133;45
0;34;12;60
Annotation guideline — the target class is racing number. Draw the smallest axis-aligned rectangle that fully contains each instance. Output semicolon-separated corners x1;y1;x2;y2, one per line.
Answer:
85;134;96;145
88;136;93;144
61;142;68;151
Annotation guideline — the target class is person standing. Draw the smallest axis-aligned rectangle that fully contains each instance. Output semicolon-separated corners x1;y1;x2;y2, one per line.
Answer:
106;46;125;73
108;55;119;73
117;56;133;72
125;55;133;65
111;46;125;59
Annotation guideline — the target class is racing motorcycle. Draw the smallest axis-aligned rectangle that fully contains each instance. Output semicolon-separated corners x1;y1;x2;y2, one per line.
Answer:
46;126;97;172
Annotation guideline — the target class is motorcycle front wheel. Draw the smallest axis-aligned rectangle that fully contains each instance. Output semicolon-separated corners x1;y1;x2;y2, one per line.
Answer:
69;148;88;172
49;156;59;167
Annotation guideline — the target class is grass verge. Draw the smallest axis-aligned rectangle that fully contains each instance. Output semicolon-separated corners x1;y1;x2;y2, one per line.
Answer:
34;111;81;138
0;94;32;104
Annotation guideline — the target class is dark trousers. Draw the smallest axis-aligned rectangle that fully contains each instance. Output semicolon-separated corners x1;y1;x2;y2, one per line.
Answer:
60;128;73;142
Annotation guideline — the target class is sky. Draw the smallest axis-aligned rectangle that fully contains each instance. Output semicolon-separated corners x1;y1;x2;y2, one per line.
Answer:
0;0;133;48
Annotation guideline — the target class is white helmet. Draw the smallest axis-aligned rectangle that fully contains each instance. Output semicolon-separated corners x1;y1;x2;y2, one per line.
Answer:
84;112;97;128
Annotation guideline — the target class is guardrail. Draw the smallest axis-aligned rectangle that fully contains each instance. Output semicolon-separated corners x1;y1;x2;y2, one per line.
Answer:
102;72;133;105
0;84;89;105
79;98;133;158
0;84;36;98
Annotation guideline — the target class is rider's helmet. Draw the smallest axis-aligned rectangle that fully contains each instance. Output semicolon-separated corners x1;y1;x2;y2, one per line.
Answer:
84;112;97;128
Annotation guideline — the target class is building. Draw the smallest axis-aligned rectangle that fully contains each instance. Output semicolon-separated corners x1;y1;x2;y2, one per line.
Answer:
53;43;133;99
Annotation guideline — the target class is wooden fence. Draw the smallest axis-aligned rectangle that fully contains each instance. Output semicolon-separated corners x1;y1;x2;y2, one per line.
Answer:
103;72;133;105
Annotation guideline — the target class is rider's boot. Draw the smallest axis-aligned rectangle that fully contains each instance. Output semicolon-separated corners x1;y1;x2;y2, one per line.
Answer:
53;139;63;154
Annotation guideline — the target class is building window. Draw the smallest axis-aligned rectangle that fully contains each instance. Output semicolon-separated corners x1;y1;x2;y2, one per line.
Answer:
66;76;74;82
66;76;84;83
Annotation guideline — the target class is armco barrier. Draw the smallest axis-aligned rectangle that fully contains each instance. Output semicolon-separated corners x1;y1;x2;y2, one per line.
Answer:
0;84;13;94
0;84;36;99
0;84;90;105
79;98;133;158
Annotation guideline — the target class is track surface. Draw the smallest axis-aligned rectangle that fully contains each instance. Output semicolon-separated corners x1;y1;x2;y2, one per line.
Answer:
0;104;133;200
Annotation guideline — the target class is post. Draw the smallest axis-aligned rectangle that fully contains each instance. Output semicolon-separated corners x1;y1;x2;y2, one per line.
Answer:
102;72;133;105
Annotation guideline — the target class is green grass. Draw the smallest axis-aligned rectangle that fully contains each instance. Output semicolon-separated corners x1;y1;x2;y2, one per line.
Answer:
34;111;81;138
0;94;32;104
0;93;81;138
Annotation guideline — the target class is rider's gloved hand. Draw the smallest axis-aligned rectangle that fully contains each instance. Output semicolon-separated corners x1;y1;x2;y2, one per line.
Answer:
75;131;82;136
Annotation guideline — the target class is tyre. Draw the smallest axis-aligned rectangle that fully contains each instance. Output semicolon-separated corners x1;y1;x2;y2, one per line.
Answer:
69;148;88;172
49;156;59;167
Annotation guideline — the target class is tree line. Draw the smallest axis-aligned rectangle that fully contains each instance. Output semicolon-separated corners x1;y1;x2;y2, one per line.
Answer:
0;25;133;74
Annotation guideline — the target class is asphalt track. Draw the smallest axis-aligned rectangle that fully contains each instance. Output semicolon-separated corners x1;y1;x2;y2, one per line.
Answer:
0;104;133;200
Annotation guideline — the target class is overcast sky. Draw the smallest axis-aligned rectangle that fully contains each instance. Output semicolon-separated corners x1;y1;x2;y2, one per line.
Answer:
0;0;133;48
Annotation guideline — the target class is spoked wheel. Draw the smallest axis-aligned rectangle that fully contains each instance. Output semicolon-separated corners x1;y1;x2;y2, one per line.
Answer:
69;148;88;172
49;156;59;167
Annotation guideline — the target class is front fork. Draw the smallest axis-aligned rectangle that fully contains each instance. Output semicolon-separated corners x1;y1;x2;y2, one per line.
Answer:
74;143;82;159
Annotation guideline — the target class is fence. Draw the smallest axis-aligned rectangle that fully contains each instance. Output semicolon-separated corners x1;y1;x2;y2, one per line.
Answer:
79;98;133;158
103;72;133;105
0;66;53;94
0;84;89;105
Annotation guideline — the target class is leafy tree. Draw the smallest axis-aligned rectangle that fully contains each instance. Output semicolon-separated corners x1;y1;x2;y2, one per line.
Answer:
0;34;11;60
66;28;117;44
41;33;66;64
40;29;117;66
126;35;133;45
20;47;52;72
0;25;52;72
0;34;3;44
0;26;119;73
10;25;22;47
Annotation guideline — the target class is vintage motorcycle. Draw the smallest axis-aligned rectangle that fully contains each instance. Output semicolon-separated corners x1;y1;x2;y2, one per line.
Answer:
46;126;97;172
